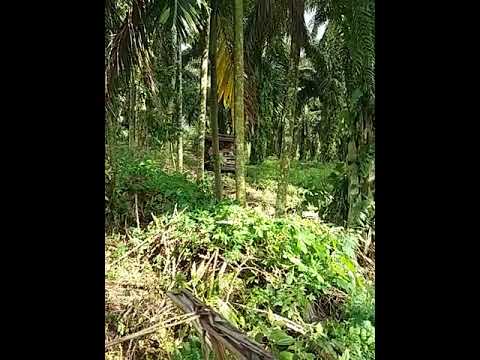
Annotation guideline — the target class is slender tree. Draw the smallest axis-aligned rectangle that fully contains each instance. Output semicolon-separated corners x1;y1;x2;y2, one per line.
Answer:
197;19;210;182
275;41;300;216
275;0;305;216
128;74;137;150
233;0;246;206
174;0;185;171
166;31;177;168
209;0;222;199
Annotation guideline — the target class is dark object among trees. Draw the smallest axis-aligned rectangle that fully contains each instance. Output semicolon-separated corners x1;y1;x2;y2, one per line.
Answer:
205;134;235;173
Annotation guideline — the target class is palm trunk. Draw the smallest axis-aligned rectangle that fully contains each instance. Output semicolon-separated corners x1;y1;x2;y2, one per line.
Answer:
218;102;228;134
324;111;340;161
275;39;301;217
291;103;302;160
136;95;147;150
209;1;222;200
310;136;318;161
128;77;137;150
299;109;306;161
276;122;283;158
167;29;176;169
197;20;210;182
249;117;262;164
346;137;359;227
347;107;375;228
176;27;184;172
145;93;154;150
106;109;117;204
233;0;246;206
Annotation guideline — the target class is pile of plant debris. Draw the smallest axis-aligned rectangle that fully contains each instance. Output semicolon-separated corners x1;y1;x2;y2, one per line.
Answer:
105;203;375;359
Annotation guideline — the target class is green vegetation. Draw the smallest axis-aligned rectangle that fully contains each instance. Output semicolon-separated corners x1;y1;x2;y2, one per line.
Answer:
247;160;349;225
105;148;374;359
105;0;374;358
106;176;374;359
105;146;213;229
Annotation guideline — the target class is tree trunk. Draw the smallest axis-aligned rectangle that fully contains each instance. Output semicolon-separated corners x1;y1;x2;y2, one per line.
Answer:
128;76;137;150
299;110;306;161
136;94;147;150
249;117;261;164
209;1;222;200
145;93;154;150
106;108;117;204
310;136;318;161
197;19;210;182
233;0;246;206
275;39;301;217
218;102;228;134
175;21;184;172
346;136;359;227
250;63;266;164
290;103;302;160
276;122;283;158
347;107;375;228
165;12;177;168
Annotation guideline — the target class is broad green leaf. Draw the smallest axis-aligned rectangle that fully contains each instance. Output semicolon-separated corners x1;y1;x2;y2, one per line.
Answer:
269;329;295;346
279;351;294;360
286;271;294;285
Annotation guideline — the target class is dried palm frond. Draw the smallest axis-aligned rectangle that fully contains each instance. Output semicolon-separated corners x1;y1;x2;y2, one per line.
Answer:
168;289;274;359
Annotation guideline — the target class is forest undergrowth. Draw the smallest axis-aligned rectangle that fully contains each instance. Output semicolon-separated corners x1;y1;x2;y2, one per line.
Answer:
105;147;375;360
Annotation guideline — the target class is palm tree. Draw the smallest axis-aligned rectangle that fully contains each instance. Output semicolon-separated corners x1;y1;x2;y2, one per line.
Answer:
275;0;307;216
233;0;246;206
305;0;375;227
128;72;138;150
105;0;207;109
196;18;210;182
105;0;207;174
209;0;222;199
174;1;185;171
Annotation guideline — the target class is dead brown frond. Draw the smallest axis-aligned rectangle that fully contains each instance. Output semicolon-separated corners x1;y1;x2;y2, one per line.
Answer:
304;288;348;322
357;240;375;279
168;289;275;359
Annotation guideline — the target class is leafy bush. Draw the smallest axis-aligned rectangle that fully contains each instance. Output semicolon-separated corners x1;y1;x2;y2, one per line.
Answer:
105;146;213;230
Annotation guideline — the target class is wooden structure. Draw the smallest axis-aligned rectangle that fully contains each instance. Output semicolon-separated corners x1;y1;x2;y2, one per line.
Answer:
205;134;235;173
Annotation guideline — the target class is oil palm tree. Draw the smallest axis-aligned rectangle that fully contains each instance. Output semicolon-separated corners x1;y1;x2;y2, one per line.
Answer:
196;18;210;182
275;0;308;216
105;0;207;112
233;0;246;205
209;0;223;199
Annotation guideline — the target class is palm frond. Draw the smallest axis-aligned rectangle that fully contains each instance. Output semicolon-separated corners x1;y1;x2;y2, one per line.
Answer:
215;12;256;122
310;3;328;38
106;0;154;102
105;0;122;33
245;0;276;56
146;0;208;41
106;0;207;104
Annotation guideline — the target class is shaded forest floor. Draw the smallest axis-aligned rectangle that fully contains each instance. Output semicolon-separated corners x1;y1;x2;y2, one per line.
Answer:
105;147;375;360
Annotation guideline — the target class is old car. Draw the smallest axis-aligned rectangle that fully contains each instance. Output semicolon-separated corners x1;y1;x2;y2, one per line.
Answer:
205;134;235;173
